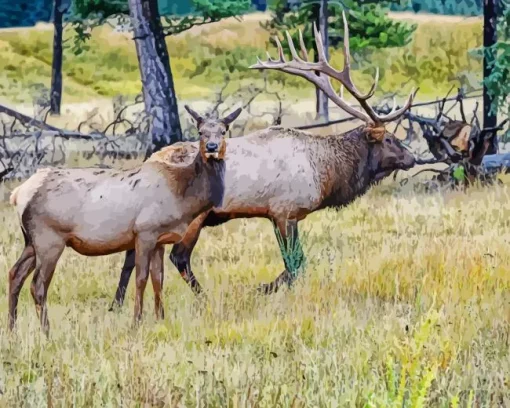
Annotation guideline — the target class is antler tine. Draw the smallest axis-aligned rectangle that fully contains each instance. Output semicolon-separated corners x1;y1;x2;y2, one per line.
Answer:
337;10;378;101
286;30;305;62
298;29;309;61
255;56;266;67
274;35;286;63
341;11;351;69
378;88;418;123
364;67;379;100
313;22;327;64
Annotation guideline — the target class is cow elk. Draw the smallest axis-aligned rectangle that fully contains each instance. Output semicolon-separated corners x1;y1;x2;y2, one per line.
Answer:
110;12;420;307
7;106;242;334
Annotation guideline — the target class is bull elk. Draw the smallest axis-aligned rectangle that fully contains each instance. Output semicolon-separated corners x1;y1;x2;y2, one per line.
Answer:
109;12;420;306
7;106;242;334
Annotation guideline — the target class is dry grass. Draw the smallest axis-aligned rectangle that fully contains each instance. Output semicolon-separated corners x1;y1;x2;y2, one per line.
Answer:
0;10;507;407
0;176;509;406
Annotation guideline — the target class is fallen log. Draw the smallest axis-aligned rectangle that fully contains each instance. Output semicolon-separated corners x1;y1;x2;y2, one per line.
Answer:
482;153;510;173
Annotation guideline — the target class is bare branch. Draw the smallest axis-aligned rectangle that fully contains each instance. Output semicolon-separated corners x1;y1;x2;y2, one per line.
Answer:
0;104;60;132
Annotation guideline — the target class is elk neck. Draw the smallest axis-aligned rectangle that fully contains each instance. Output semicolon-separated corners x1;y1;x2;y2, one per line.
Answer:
314;126;377;210
202;157;226;209
146;146;225;214
181;151;226;212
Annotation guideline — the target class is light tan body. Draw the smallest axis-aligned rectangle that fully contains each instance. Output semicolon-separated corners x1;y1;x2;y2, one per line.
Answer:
220;128;321;218
12;161;205;256
215;126;371;219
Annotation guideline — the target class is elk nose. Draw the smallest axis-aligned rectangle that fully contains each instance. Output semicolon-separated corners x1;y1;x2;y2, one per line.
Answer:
206;142;218;152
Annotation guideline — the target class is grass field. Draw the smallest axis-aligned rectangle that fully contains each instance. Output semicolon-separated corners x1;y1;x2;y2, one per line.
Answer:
0;9;509;408
0;177;510;406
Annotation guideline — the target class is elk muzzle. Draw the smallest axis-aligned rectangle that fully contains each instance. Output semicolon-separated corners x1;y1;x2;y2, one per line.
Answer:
201;139;227;161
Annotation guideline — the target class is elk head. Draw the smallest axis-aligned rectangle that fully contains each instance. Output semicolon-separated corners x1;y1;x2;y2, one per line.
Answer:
184;105;242;162
250;11;418;177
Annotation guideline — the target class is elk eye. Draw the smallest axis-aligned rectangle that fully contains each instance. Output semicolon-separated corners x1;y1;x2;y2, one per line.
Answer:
198;131;202;136
222;131;226;135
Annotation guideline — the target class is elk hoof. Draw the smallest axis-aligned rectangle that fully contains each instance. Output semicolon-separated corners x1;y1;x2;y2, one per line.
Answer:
257;282;280;295
108;301;122;312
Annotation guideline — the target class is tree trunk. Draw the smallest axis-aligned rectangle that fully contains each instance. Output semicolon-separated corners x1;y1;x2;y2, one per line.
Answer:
50;0;64;115
483;0;498;154
128;0;182;156
313;0;329;122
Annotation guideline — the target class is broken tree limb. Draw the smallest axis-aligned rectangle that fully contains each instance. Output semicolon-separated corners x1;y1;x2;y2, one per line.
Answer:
0;166;13;181
0;104;92;139
2;130;95;140
0;103;60;131
415;157;449;165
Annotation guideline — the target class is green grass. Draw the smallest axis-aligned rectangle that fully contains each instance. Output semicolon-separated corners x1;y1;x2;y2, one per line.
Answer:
1;178;510;406
0;13;483;105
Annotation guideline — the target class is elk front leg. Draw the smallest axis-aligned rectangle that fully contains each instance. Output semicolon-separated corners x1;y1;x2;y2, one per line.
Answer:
134;235;156;325
109;249;136;311
150;245;165;320
259;219;306;295
170;243;203;296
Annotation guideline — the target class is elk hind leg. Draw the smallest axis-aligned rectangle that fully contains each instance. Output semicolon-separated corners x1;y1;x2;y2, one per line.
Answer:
30;231;65;336
169;213;208;296
170;242;203;296
8;244;36;331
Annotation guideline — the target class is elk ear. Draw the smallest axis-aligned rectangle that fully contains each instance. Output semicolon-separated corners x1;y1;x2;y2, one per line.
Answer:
364;126;385;143
449;125;471;153
221;107;242;126
184;105;204;126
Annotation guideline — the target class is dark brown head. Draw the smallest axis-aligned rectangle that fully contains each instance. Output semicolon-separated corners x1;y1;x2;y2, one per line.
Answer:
365;127;416;180
184;105;242;162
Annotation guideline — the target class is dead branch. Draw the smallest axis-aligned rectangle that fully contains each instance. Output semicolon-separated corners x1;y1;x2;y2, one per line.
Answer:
0;97;151;182
0;103;60;132
0;166;13;182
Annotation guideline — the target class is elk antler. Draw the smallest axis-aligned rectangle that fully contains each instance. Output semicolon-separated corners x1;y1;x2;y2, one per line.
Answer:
250;11;418;128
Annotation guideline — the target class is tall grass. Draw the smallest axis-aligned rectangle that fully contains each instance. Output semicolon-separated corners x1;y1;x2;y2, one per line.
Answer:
0;179;509;406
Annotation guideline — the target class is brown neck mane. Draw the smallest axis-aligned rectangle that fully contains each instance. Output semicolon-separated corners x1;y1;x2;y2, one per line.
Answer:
313;126;375;210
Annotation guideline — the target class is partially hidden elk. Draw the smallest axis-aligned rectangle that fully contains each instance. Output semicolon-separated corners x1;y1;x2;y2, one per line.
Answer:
109;11;420;308
408;89;509;186
7;106;242;334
